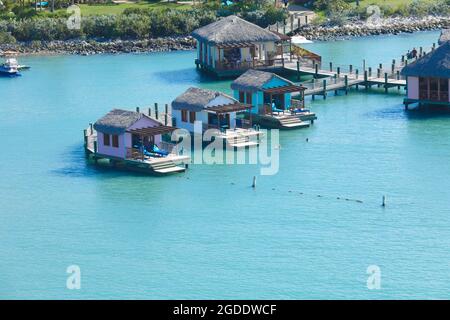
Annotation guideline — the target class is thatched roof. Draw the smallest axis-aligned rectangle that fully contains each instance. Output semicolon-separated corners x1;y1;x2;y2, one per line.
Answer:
231;69;294;92
439;29;450;45
172;87;237;112
192;15;280;45
94;109;145;134
401;41;450;78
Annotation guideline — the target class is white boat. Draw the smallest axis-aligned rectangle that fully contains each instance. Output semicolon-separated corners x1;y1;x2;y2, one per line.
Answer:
291;35;313;44
0;57;20;77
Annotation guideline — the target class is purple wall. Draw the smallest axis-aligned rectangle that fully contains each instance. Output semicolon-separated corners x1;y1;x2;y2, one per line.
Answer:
408;76;419;100
97;115;162;159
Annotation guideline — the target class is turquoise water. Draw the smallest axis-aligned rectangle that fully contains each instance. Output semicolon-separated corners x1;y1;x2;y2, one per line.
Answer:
2;30;450;299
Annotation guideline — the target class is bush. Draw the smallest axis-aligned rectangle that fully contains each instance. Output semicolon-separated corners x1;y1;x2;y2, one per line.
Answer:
0;30;15;43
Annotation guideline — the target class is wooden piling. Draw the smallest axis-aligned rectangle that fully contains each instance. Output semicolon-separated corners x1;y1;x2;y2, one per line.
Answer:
148;107;151;117
384;73;388;93
296;60;300;81
155;102;159;120
329;62;333;72
314;63;318;78
165;104;169;126
344;75;348;95
364;70;368;91
136;107;140;113
322;79;327;99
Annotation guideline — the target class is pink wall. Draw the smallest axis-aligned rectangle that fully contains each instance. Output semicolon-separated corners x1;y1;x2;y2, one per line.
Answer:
97;115;162;159
97;132;126;159
408;76;419;100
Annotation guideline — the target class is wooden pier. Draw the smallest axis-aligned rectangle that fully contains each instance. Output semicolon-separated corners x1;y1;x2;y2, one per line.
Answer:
284;43;437;99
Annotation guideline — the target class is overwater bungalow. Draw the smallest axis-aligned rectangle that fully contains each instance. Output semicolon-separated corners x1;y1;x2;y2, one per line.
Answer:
192;15;291;78
231;69;316;129
402;41;450;109
171;87;263;147
85;109;190;175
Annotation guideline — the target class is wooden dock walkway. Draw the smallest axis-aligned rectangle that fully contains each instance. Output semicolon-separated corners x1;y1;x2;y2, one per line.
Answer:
284;44;437;99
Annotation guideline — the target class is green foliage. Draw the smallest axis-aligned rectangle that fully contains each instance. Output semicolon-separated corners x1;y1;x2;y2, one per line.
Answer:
0;30;16;44
0;1;287;42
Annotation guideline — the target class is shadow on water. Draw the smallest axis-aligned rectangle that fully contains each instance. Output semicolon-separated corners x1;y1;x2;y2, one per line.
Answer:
405;105;450;120
153;67;217;85
50;144;168;179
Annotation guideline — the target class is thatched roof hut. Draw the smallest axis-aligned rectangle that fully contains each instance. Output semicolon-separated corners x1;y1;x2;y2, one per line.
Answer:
192;15;280;45
172;87;238;112
231;69;295;92
93;109;163;134
401;41;450;78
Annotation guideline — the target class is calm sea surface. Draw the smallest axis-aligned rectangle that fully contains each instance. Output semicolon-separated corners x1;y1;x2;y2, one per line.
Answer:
1;31;449;299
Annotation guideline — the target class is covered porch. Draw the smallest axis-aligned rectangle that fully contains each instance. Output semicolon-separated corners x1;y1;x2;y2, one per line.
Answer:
204;103;262;147
215;42;278;71
259;84;307;116
126;125;187;164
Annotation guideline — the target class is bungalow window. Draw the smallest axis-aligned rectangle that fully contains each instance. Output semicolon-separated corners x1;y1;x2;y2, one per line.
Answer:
181;110;188;122
189;111;196;123
112;135;119;148
103;133;110;146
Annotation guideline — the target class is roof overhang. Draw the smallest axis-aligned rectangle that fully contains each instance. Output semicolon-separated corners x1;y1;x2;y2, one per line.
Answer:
205;103;252;114
263;85;306;94
127;125;177;136
216;42;256;49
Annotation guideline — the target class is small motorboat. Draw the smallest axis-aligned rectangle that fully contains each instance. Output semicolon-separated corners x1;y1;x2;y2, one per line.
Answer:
0;58;20;77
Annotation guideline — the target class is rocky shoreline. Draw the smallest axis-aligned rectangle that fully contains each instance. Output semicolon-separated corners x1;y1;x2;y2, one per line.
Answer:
0;36;196;56
1;16;449;55
296;16;450;41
